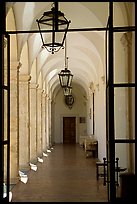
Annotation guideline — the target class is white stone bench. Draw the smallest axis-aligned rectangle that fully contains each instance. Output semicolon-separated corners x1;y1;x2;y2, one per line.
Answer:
79;135;89;147
84;138;98;158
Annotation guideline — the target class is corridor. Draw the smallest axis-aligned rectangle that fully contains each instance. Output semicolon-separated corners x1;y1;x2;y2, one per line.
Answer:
11;144;108;202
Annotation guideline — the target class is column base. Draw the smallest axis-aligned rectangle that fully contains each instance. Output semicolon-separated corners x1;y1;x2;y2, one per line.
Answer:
19;164;30;174
10;176;20;185
30;157;37;165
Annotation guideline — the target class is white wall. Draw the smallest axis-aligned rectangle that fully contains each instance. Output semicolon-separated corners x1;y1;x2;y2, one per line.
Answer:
52;84;87;143
87;91;93;135
52;80;107;163
94;79;106;162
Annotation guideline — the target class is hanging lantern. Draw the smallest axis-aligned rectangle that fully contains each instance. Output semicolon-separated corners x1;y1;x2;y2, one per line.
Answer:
58;38;73;95
58;67;73;89
36;2;71;54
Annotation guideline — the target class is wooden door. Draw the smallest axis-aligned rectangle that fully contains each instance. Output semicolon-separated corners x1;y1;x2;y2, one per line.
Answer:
63;117;76;144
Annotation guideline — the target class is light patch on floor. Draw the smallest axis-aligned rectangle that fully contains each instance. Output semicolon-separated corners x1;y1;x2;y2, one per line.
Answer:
30;163;37;171
38;157;43;163
3;183;12;202
43;152;48;157
19;170;28;184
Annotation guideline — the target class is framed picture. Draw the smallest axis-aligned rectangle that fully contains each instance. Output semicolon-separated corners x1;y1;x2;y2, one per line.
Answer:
79;117;86;123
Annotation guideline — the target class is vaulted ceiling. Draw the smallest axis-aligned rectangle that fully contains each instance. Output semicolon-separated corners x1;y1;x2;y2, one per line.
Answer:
6;2;132;97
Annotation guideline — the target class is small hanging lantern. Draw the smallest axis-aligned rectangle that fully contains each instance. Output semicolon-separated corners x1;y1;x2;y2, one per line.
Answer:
58;39;73;95
36;2;71;54
58;66;73;89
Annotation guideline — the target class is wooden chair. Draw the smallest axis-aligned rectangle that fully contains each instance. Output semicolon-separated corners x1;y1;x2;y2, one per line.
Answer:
96;157;127;186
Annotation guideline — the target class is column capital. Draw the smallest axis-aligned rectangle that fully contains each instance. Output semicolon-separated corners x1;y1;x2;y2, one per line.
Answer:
4;37;7;48
10;61;22;70
96;83;99;91
101;75;105;84
120;32;132;49
42;91;46;98
4;61;21;71
37;86;43;92
46;94;49;99
10;62;21;82
89;82;95;93
19;74;31;82
30;83;38;89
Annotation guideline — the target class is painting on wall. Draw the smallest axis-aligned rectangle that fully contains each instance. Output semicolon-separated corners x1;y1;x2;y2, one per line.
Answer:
79;117;86;123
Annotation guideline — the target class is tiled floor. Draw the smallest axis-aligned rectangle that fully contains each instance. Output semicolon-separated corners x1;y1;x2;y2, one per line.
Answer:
11;144;108;202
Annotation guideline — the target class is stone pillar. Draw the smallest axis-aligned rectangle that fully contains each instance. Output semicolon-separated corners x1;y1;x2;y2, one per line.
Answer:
51;100;55;145
45;94;50;148
48;97;52;147
42;91;46;152
36;86;42;158
29;83;38;164
19;74;31;172
9;62;20;184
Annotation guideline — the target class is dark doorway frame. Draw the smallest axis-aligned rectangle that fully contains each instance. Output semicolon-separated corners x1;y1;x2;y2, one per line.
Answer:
63;117;76;144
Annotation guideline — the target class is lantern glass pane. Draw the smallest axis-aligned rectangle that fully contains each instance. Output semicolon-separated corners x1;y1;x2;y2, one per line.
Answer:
62;75;69;86
38;20;52;30
55;32;65;46
63;87;72;96
41;17;52;25
58;20;69;30
59;76;63;85
43;33;52;45
68;75;73;86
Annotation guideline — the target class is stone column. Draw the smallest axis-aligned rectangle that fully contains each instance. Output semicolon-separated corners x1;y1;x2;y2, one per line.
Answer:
45;94;50;148
36;86;42;158
19;74;31;172
9;62;20;184
29;83;38;164
48;97;52;147
42;91;46;152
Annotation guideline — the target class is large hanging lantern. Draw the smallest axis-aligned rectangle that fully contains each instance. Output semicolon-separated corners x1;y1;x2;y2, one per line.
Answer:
36;2;71;54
